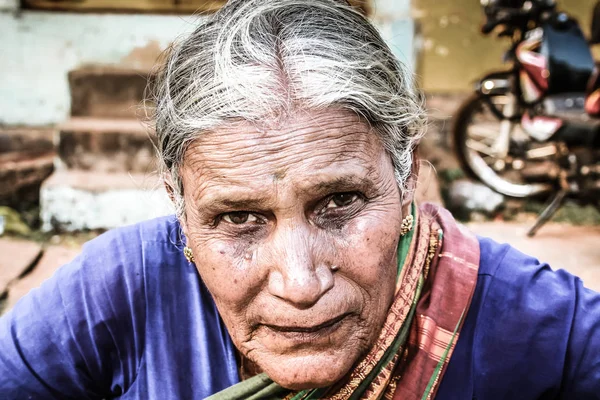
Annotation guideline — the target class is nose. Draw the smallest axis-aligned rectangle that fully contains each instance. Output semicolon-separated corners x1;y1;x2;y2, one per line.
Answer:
266;226;334;308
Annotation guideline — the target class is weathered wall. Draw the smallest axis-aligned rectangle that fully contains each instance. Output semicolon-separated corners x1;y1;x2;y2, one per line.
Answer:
0;0;414;126
0;0;17;11
414;0;598;92
0;11;198;126
371;0;415;69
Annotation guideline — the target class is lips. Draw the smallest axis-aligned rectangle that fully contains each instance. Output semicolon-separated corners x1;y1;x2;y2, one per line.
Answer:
262;313;350;334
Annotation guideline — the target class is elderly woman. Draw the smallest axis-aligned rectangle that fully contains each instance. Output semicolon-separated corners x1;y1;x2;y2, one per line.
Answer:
1;0;599;399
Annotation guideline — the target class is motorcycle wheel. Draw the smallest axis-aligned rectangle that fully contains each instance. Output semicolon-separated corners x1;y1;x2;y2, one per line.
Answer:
453;93;553;198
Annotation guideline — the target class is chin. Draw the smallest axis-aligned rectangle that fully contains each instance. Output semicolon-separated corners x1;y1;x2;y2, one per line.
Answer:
259;352;354;390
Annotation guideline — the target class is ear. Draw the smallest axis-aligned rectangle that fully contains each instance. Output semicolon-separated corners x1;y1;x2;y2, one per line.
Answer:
164;174;189;237
400;147;420;215
163;174;177;204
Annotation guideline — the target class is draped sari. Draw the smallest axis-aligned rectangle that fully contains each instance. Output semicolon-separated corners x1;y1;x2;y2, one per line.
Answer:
207;203;480;400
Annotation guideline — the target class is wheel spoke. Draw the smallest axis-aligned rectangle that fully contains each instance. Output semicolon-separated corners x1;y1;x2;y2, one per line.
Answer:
468;123;500;139
466;139;497;157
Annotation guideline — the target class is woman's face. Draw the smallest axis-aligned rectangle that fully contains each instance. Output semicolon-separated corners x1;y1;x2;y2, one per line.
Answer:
180;109;408;390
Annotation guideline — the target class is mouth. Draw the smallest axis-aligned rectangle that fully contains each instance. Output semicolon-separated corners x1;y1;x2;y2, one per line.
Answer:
261;313;350;342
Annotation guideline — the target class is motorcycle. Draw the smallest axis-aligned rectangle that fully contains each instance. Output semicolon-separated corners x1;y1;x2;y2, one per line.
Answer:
453;0;600;236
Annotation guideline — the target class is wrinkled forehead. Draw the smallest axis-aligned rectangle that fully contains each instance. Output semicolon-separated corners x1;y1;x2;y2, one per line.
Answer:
180;109;394;201
183;109;386;175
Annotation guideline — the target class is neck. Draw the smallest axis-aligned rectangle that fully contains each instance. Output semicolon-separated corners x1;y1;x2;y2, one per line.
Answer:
236;349;263;381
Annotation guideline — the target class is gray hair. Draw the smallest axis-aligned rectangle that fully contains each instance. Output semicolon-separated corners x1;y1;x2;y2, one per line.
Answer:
151;0;426;217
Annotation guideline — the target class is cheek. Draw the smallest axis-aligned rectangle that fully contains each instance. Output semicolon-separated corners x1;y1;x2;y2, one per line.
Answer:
339;210;402;283
190;235;262;316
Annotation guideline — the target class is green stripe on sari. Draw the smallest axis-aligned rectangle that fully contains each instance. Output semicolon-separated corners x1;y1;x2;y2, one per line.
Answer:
206;373;288;400
396;202;416;283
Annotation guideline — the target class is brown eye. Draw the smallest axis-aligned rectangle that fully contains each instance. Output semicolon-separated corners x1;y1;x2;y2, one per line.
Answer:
223;212;258;224
325;193;358;209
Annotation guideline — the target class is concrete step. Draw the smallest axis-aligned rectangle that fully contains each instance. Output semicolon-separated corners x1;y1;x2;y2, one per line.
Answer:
57;117;157;173
0;127;55;154
40;169;173;232
0;127;55;207
0;150;55;206
69;66;152;119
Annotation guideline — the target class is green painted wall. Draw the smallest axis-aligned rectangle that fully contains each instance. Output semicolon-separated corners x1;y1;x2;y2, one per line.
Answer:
414;0;597;92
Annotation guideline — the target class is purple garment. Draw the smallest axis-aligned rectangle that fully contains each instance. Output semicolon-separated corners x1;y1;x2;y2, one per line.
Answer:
0;216;239;399
439;237;600;399
0;215;599;399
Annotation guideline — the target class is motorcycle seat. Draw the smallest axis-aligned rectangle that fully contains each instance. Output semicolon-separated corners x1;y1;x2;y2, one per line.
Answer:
585;63;600;117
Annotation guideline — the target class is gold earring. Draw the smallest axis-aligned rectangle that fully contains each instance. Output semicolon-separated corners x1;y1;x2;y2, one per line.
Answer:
183;246;195;263
400;214;414;237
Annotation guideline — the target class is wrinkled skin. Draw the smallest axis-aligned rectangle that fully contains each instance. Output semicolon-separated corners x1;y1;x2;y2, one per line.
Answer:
179;109;414;390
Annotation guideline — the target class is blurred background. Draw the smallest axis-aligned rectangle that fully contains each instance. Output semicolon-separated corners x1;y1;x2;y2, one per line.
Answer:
1;0;599;314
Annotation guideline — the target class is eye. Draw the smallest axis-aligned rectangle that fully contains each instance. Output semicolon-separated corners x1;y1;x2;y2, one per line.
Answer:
222;212;260;225
324;193;359;209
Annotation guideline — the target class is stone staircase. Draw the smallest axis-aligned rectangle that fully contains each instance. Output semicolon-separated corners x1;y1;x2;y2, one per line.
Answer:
0;127;55;211
38;74;459;232
41;67;173;232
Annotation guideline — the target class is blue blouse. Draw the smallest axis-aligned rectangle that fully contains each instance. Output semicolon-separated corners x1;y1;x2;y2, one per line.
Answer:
1;215;598;399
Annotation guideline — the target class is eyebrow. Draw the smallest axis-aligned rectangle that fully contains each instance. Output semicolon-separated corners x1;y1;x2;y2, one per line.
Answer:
204;197;272;211
310;176;376;196
199;174;377;213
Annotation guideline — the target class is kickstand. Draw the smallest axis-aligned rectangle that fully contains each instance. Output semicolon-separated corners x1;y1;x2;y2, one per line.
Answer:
527;190;568;237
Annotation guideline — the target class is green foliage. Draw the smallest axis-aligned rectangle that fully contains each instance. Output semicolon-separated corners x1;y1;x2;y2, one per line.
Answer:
0;206;31;236
438;168;466;184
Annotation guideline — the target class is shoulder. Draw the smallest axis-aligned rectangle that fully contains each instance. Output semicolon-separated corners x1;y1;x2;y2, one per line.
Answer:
46;215;185;316
54;214;184;301
77;215;182;273
474;235;582;328
0;216;186;397
418;228;600;398
475;235;583;310
464;236;600;395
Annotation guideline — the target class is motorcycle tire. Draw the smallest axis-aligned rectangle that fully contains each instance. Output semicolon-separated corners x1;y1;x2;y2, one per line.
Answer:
453;93;552;198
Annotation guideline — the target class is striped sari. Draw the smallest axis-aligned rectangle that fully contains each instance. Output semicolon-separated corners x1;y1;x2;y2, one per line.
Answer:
207;203;480;400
